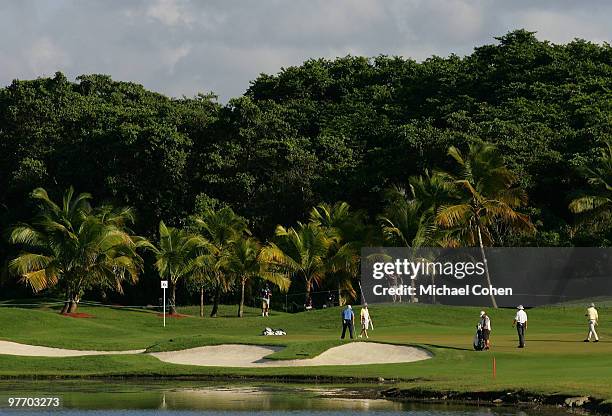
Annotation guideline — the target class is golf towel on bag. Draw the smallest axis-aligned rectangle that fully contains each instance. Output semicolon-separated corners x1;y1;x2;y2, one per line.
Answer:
262;327;286;336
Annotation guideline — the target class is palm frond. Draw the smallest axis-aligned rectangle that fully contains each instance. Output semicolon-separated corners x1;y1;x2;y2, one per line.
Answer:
259;271;292;292
447;146;465;166
21;269;58;292
436;204;472;228
259;244;301;272
569;195;611;214
9;225;44;247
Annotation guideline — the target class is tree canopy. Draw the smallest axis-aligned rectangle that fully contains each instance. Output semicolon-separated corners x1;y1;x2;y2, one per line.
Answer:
1;30;611;305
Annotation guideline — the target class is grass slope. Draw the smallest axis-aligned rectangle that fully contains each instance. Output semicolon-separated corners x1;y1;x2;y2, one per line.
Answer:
0;302;611;399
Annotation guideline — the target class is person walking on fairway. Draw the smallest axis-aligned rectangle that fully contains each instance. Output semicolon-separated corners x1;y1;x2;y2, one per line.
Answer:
584;303;600;342
261;285;271;317
513;305;528;348
359;304;372;339
341;305;355;340
480;310;491;350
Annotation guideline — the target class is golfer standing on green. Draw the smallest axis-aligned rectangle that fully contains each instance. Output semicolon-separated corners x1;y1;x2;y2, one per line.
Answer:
340;305;355;340
359;304;372;339
584;303;599;343
513;305;528;348
480;311;491;350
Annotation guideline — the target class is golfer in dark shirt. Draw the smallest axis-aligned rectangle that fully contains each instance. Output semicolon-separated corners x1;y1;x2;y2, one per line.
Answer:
340;305;355;339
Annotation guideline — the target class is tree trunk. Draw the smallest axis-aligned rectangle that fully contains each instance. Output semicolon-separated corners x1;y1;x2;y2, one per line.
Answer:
68;299;78;313
305;278;312;304
238;278;246;318
210;285;221;317
169;283;177;315
478;226;498;308
199;286;205;318
431;273;436;304
60;289;70;314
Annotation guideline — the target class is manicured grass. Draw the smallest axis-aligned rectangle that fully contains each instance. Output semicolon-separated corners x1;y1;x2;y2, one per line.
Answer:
0;301;611;400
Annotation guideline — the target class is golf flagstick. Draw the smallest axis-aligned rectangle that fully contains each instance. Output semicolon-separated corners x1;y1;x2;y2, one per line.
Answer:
358;280;374;331
358;280;366;305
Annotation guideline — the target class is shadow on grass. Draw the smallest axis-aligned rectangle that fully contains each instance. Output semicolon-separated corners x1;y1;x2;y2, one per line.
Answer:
0;298;65;310
421;343;472;351
0;300;164;316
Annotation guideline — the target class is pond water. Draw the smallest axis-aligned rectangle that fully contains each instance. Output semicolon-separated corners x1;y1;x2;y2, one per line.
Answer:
0;381;571;415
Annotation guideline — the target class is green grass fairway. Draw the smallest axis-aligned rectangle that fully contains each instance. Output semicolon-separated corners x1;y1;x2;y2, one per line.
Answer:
0;302;611;400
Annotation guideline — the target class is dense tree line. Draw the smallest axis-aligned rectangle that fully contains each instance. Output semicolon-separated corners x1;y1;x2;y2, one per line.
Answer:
1;30;610;307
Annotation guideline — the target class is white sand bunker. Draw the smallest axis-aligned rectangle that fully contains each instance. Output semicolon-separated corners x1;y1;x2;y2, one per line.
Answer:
150;342;432;367
0;340;431;367
0;340;144;357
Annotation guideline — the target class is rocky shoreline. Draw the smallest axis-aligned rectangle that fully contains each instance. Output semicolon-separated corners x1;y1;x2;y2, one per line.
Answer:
379;387;611;415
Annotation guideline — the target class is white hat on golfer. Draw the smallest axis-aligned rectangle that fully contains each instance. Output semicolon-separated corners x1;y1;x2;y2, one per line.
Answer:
480;310;486;316
590;303;595;308
347;305;352;309
517;305;524;310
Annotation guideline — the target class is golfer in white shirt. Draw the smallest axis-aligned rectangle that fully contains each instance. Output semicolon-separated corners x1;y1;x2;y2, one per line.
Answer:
359;304;372;339
512;305;528;348
480;311;491;350
584;303;600;343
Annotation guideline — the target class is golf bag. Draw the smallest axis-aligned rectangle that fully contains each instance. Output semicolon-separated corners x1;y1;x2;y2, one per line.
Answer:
473;323;486;351
262;327;286;336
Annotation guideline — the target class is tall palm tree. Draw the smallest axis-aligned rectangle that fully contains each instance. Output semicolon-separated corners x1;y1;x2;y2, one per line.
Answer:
378;175;457;303
569;140;612;223
228;237;290;317
260;222;339;304
192;207;249;317
380;173;455;248
310;202;365;304
9;187;145;314
379;188;431;303
380;191;430;248
310;201;379;246
409;171;456;222
436;142;535;308
186;251;224;318
151;221;209;315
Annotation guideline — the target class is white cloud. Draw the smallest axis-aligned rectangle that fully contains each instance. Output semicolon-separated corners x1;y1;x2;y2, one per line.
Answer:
146;0;193;27
160;44;191;74
510;9;611;44
25;37;71;76
0;0;610;101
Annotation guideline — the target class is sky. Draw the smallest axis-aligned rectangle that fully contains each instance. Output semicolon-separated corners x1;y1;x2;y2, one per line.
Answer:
1;0;610;102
